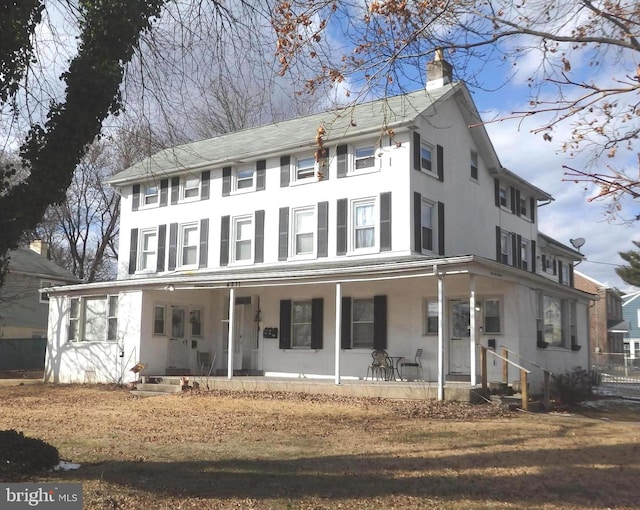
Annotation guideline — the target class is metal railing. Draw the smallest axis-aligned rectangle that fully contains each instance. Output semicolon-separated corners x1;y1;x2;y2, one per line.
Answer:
592;352;640;398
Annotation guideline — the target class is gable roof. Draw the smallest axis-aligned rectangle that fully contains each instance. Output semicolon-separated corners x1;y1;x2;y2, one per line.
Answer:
7;248;78;282
623;290;640;306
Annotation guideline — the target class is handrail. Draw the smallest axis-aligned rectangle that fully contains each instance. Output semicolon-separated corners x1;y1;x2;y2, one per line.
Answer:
499;345;553;375
482;347;531;374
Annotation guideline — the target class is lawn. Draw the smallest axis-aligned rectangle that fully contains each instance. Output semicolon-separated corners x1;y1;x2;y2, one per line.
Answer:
0;383;639;509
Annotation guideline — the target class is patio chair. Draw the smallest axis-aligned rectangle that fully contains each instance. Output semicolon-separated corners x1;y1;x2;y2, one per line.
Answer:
400;348;423;381
366;349;394;381
197;351;216;377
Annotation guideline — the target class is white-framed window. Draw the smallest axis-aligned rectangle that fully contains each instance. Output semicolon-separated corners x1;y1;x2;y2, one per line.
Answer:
142;184;159;206
562;263;570;286
291;300;312;348
420;142;434;174
483;299;501;334
295;155;316;182
519;196;528;217
179;223;199;267
423;299;438;335
470;151;478;180
67;295;118;343
171;306;186;338
354;145;376;171
232;215;253;263
190;308;202;337
421;199;434;253
182;175;201;201
538;293;576;348
153;305;166;335
544;256;555;274
521;239;529;271
499;185;509;208
234;165;255;192
293;207;315;257
500;230;512;264
139;228;157;271
352;198;376;251
352;298;374;348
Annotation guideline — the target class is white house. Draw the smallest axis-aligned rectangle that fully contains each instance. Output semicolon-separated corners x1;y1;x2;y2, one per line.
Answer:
44;56;590;396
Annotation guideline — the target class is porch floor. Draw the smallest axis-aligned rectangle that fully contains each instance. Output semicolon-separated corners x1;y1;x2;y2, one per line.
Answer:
140;374;486;402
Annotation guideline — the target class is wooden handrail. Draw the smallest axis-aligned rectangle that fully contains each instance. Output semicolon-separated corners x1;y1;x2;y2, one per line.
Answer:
497;345;552;410
480;346;533;411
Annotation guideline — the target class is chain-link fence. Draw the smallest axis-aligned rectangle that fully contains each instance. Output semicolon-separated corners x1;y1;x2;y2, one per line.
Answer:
591;352;640;398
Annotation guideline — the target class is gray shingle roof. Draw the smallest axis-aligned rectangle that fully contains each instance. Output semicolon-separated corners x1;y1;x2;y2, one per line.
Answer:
8;248;79;282
108;84;458;185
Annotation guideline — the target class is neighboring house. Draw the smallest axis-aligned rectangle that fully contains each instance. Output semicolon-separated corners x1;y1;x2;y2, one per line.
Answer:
574;271;628;359
44;55;591;395
623;291;640;363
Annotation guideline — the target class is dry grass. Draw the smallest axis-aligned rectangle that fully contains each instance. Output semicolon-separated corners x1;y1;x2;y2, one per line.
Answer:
0;383;639;509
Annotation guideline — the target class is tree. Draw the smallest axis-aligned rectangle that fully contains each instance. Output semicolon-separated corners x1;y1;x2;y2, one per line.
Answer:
616;240;640;288
272;0;640;213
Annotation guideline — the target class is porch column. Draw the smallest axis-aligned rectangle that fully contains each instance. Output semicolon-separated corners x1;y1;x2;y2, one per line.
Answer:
334;283;342;385
227;287;235;380
470;275;477;387
437;271;445;401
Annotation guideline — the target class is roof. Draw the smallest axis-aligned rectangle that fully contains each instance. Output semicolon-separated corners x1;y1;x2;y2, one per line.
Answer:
7;248;79;282
538;233;584;260
623;290;640;306
607;319;630;333
108;84;459;185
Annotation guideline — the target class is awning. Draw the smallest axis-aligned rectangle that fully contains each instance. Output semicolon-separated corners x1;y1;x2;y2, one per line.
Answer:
607;319;630;333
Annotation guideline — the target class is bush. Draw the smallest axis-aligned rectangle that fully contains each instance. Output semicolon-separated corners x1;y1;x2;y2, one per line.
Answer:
551;367;595;405
0;430;59;476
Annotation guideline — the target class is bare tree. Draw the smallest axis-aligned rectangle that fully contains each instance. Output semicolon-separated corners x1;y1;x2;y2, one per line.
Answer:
272;0;640;212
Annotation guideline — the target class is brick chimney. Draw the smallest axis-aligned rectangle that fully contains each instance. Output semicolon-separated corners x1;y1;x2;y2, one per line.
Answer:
29;240;50;259
426;48;453;90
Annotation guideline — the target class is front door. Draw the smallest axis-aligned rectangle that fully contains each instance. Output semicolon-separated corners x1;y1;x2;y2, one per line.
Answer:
449;300;471;374
167;306;189;370
233;297;256;371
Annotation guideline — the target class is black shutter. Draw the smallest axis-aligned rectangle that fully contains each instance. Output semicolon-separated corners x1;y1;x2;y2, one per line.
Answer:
311;298;324;349
280;155;290;187
413;132;421;171
168;223;178;271
541;254;547;272
201;171;210;200
569;263;574;287
515;189;521;216
438;201;445;255
530;240;537;274
510;187;517;214
317;201;328;258
414;192;422;252
436;144;444;181
256;160;266;191
516;234;522;268
220;216;230;266
380;192;392;252
170;177;179;205
494;178;500;207
159;179;168;207
337;144;348;178
199;218;209;268
373;295;387;349
511;234;518;267
553;259;557;275
128;229;138;274
254;210;265;263
530;197;536;223
336;198;347;256
279;300;292;349
341;297;351;349
495;226;502;263
278;207;289;261
157;224;166;272
558;260;563;284
222;167;231;196
132;184;140;211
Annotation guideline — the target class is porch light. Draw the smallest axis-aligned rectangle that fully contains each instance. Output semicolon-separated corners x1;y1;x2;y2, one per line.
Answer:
475;302;482;312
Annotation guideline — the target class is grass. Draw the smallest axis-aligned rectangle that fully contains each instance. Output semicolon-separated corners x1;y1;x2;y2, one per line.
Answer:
0;383;639;509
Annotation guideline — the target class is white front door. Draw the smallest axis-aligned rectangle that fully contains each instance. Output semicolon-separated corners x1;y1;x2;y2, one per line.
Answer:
233;298;255;371
167;306;189;369
449;300;471;374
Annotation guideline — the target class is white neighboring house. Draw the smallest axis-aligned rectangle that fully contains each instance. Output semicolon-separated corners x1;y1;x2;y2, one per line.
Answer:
44;56;590;393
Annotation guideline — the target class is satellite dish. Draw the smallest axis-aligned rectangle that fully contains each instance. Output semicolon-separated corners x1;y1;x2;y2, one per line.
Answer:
570;238;586;251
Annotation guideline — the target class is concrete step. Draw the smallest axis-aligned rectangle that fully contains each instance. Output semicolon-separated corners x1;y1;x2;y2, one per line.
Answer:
135;382;185;393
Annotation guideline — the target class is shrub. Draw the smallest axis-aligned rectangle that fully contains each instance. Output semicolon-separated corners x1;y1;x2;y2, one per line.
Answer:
0;430;59;476
551;366;595;405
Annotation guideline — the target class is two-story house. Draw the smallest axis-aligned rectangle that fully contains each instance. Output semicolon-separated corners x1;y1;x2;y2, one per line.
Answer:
44;55;591;394
623;291;640;363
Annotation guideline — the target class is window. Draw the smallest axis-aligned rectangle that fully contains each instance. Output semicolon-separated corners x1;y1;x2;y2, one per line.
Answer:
353;199;375;250
190;309;202;337
499;185;509;208
421;199;434;252
180;223;198;267
293;207;315;256
352;298;374;348
232;216;253;262
545;257;554;274
423;300;438;335
538;293;576;348
355;146;375;170
139;229;157;271
420;143;433;173
235;165;255;191
500;231;512;264
295;156;316;181
291;301;312;348
470;151;478;180
521;239;529;270
143;184;159;206
182;175;200;200
562;263;570;286
171;306;186;338
483;299;501;334
67;295;118;342
153;305;166;335
519;196;528;217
